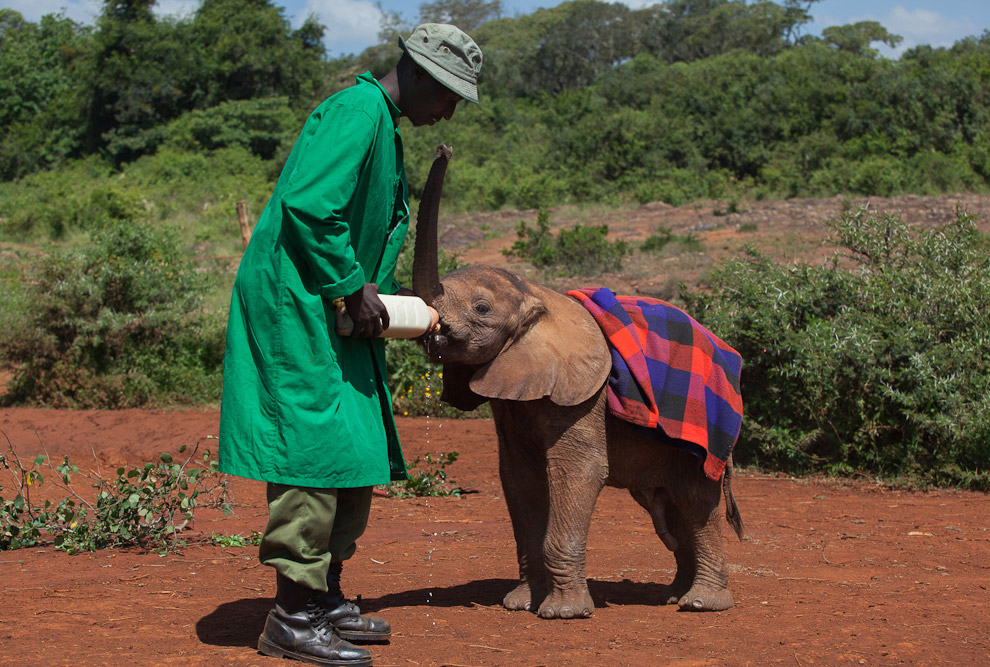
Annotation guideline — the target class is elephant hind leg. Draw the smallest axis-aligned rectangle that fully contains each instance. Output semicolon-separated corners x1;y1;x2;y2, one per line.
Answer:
649;497;733;611
678;574;733;611
660;545;696;605
675;506;734;612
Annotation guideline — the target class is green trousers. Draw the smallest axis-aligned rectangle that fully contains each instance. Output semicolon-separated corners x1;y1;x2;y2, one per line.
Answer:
258;484;373;592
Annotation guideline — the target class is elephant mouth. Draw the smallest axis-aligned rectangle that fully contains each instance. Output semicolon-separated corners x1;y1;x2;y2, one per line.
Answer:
422;327;469;365
422;330;451;362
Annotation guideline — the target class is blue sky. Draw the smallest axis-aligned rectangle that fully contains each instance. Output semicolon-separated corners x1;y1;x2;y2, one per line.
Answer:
3;0;987;59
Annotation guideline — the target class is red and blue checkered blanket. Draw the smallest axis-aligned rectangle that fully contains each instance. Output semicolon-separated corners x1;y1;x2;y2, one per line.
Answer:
568;287;743;481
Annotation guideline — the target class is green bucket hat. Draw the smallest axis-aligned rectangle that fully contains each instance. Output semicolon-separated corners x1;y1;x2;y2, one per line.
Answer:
398;23;483;103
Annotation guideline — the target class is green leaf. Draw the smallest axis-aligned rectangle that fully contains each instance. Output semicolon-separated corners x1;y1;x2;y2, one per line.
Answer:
160;453;173;464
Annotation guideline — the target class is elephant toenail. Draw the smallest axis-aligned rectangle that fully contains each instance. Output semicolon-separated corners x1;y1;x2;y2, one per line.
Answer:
692;599;703;609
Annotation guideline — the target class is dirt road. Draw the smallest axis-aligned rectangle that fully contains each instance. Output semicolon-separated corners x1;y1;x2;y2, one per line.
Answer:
1;408;987;666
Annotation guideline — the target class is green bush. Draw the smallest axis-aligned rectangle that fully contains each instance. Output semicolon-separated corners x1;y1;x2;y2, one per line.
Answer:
0;443;229;554
383;452;462;499
641;226;703;254
162;97;299;160
1;220;226;407
502;208;629;276
682;207;990;489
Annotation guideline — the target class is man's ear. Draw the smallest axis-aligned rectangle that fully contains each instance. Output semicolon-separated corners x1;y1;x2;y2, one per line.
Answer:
411;63;430;84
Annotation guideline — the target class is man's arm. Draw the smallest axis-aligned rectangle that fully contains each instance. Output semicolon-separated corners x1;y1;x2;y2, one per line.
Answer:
279;106;377;303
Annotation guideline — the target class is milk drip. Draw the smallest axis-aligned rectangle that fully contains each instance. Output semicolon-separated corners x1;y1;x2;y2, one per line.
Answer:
335;294;440;338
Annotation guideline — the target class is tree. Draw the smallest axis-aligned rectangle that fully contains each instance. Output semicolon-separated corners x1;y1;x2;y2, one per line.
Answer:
418;0;503;31
529;0;638;95
190;0;327;107
83;0;329;165
641;0;821;63
0;10;90;179
780;0;821;44
822;21;903;57
84;1;197;163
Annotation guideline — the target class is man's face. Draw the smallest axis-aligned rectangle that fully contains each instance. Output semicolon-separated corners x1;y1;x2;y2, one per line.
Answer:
405;66;464;127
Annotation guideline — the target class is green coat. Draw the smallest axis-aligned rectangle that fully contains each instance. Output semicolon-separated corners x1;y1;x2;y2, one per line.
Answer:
218;73;409;488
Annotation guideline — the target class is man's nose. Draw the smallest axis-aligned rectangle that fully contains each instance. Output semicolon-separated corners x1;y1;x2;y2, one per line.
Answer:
443;103;457;120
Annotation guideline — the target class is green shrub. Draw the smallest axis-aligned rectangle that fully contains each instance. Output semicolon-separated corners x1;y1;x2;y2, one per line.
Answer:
382;451;462;498
0;157;118;241
0;442;229;554
641;226;703;254
683;207;990;489
503;208;629;276
162;97;299;160
2;219;226;407
210;530;263;547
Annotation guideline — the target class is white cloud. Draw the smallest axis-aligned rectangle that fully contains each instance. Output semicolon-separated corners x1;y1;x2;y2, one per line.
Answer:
883;5;981;50
302;0;384;56
808;5;982;59
615;0;661;8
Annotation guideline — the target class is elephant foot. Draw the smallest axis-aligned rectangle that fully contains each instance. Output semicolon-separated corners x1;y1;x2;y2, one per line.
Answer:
659;579;692;605
537;588;594;619
677;584;733;612
503;581;539;612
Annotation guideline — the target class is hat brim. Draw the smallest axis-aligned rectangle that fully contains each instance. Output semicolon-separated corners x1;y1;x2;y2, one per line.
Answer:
399;36;479;104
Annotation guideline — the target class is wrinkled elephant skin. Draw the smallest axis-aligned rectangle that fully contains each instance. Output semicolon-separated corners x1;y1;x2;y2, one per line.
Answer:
411;146;743;619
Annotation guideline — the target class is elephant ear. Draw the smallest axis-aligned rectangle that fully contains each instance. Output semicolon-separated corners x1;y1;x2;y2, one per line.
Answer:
469;288;611;406
440;362;488;411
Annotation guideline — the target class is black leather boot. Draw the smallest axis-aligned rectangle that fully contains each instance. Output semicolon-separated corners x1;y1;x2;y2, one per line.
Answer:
321;561;391;643
257;573;373;666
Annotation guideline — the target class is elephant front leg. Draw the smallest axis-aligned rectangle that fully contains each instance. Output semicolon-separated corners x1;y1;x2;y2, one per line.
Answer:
498;435;549;612
537;455;605;619
503;554;545;612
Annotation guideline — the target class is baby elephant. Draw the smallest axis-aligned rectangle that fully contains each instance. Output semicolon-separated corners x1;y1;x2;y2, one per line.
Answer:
412;146;744;618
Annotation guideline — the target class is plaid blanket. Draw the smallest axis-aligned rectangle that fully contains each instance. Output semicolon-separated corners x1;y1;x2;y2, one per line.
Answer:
568;287;743;481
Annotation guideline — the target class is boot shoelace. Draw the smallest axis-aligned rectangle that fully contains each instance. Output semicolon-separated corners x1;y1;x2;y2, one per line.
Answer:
306;598;337;636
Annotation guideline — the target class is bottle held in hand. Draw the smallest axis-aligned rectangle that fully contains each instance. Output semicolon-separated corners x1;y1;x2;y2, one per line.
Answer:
335;294;440;338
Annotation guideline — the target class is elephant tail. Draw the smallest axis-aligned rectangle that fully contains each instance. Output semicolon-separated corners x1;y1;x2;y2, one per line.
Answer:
722;455;744;541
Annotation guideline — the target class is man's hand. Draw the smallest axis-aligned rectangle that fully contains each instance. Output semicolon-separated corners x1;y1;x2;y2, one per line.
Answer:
343;283;389;338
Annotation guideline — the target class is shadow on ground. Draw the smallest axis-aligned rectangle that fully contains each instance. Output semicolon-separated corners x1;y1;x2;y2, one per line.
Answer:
361;577;671;611
196;597;270;648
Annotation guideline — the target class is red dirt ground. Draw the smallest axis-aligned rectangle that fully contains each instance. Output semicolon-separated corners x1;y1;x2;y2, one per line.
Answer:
1;407;988;666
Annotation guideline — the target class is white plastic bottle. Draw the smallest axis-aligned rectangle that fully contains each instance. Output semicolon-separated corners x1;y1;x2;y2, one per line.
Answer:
335;294;440;338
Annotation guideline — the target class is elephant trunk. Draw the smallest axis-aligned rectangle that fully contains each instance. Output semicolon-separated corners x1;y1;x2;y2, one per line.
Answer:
412;144;452;307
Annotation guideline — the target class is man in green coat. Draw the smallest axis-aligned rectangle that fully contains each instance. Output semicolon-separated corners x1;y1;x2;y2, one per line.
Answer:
218;24;482;666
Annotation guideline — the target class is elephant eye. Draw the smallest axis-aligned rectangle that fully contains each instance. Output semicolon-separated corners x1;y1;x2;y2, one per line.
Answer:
473;302;490;315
